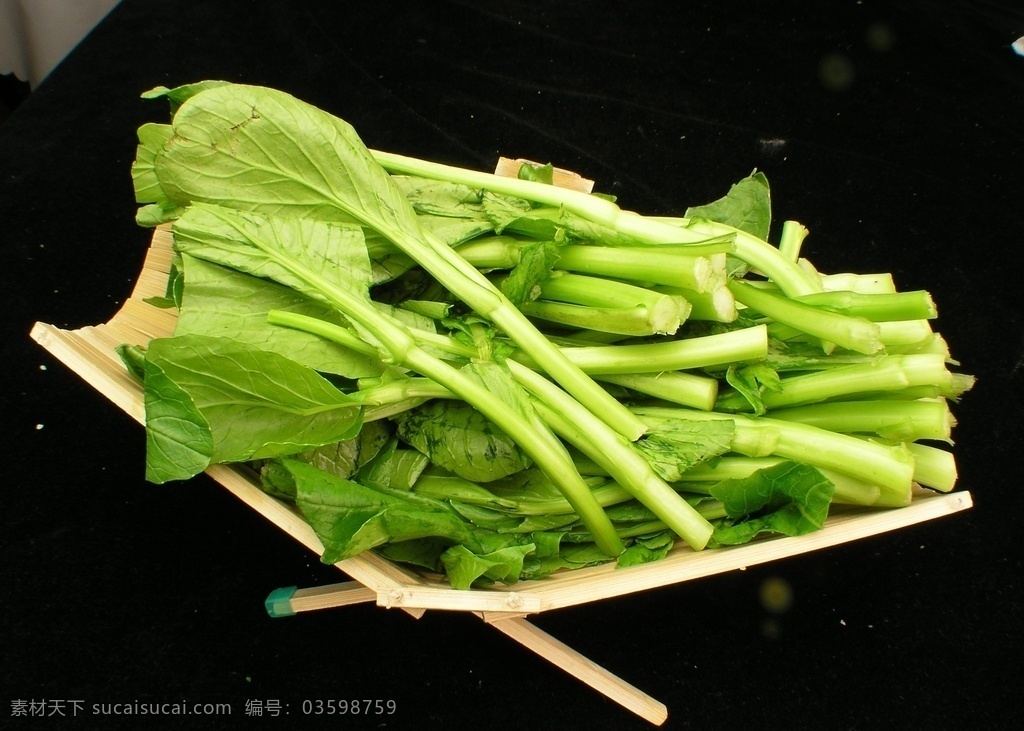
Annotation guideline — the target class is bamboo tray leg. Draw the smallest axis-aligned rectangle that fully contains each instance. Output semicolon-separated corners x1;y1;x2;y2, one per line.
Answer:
265;580;668;726
484;615;668;726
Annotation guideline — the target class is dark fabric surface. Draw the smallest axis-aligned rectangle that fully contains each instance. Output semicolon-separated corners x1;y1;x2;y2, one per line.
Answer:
2;1;1022;728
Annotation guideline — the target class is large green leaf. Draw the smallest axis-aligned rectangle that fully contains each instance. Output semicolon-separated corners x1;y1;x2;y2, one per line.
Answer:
172;203;373;307
141;353;214;484
152;82;424;242
142;334;363;483
175;254;385;378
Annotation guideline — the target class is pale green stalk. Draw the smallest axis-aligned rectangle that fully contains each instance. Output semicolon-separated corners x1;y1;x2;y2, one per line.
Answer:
595;371;719;411
730;279;883;354
907;442;958;492
767;319;933;348
355;376;454;405
767;399;954;442
539;272;691;330
633;406;916;502
508;361;715;551
876;320;935;346
554;245;724;292
820;272;897;294
525;325;769;375
716;353;953;412
794;289;937;321
884;333;950;356
490;262;693;336
520;300;681;337
459;236;726;293
655;285;738;322
778;220;809;262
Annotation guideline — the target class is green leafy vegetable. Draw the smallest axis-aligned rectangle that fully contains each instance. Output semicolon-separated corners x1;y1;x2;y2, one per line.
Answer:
110;80;974;588
141;82;646;443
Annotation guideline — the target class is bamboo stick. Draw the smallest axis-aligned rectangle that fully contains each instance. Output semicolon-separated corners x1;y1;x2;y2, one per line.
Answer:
265;581;377;617
487;616;669;726
372;586;541;614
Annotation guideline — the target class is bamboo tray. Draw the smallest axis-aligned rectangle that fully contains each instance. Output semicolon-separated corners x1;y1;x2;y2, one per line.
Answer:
31;213;973;726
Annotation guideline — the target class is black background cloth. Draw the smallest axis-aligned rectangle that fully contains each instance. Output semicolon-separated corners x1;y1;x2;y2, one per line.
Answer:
2;1;1022;729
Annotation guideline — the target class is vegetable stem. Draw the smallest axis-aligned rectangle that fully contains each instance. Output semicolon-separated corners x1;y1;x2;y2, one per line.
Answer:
537;272;691;334
716;353;953;412
527;325;769;375
907;442;958;492
767;399;954;442
778;221;809;262
520;300;680;337
794;290;937;321
634;406;916;502
380;222;650;440
554;245;723;292
729;279;883;354
509;361;715;551
596;371;719;411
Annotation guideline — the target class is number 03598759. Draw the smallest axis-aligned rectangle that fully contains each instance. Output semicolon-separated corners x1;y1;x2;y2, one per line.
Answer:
301;699;397;716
